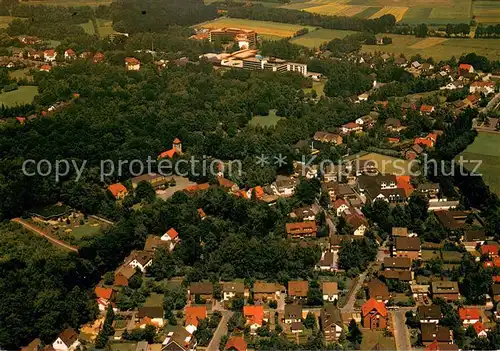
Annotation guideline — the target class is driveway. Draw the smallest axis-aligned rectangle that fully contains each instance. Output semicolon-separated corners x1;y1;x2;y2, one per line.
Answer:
391;310;412;351
207;310;233;351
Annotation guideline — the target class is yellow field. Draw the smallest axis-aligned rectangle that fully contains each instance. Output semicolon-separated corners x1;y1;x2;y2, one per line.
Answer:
306;3;369;16
369;6;409;21
199;18;315;38
19;0;111;5
410;37;448;49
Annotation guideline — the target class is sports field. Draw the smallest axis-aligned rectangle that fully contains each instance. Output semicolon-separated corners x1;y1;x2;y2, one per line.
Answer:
0;86;38;107
459;133;500;195
198;18;315;38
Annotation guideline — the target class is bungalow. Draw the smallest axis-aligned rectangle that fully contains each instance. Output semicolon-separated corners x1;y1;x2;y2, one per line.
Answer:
222;282;245;301
458;307;481;326
124;250;153;272
341;122;362;134
320;305;344;341
39;64;51;72
362;298;388;329
64;49;76;60
431;281;460;301
420;105;435;115
160;227;180;251
288;280;309;300
394;237;421;260
367;278;390;303
188;282;213;302
44;49;57;62
284;304;302;324
225;336;247;351
183;306;207;335
418;305;442;324
108;183;128;199
253;281;285;301
286;221;317;239
162;326;197;351
355;115;375;127
243;305;265;334
470;81;496;95
138;306;165;328
421;324;453;346
125;57;141;71
52;328;80;351
322;281;338;302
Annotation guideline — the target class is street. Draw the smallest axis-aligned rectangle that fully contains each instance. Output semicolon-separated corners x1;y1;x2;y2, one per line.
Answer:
207;310;233;351
391;310;412;351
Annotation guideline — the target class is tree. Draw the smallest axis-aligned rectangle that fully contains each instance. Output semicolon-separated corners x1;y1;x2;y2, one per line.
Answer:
304;312;316;329
415;24;429;38
135;181;156;203
103;271;115;285
294;178;321;205
128;274;143;289
227;312;246;332
347;319;362;345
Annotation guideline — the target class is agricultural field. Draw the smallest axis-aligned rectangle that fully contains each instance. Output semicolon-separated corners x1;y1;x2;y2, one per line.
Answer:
290;28;356;47
0;86;38;107
19;0;111;6
459;132;500;195
0;16;20;29
8;68;33;82
473;1;500;24
197;18;315;38
79;18;117;37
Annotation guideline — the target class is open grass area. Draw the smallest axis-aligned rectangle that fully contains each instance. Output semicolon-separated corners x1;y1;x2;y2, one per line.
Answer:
9;68;33;82
303;80;326;97
144;293;164;307
0;86;38;107
79;20;94;35
422;249;441;261
361;330;396;350
0;16;21;29
19;0;111;6
248;109;285;127
79;19;116;37
290;28;356;48
346;151;415;175
197;18;315;38
459;132;500;195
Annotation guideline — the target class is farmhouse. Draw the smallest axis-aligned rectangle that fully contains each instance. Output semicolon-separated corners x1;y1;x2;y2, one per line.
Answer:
124;250;153;272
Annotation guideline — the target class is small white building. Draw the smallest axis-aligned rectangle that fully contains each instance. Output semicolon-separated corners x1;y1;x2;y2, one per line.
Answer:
52;328;80;351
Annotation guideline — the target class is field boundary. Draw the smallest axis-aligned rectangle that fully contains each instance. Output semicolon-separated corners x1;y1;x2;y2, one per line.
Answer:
12;217;79;253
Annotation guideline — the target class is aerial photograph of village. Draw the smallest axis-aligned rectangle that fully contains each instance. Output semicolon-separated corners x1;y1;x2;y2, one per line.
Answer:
0;0;500;350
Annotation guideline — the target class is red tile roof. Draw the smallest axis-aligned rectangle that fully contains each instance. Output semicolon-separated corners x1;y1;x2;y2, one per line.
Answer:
474;321;485;334
44;49;56;56
197;208;206;218
185;306;207;327
493;276;500;283
159;148;176;159
333;199;348;209
65;49;75;56
458;307;480;320
481;244;499;256
108;183;127;198
362;297;387;317
166;228;178;240
471;81;495;87
243;305;264;326
388;137;400;143
173;138;181;144
420;105;435;113
254;186;264;199
415;137;434;148
459;63;473;70
225;336;247;351
125;57;140;64
40;65;51;72
343;122;359;129
95;287;113;300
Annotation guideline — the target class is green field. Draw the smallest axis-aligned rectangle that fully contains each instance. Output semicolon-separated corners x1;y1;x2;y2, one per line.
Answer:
9;68;33;82
19;0;111;6
0;16;21;29
79;19;116;37
346;151;415;175
303;80;326;97
0;86;38;107
459;132;500;195
248;109;285;127
290;28;356;48
473;1;500;24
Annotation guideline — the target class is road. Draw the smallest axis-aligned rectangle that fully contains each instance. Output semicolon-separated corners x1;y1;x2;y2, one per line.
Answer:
207;310;233;351
12;218;79;253
391;310;412;351
481;92;500;114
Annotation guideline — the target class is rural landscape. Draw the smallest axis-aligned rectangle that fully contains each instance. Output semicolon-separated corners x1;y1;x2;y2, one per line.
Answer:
0;0;499;351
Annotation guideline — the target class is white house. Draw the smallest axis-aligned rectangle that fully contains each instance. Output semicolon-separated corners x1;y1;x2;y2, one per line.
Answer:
64;49;76;60
322;282;338;302
124;250;153;273
333;199;349;217
272;177;298;197
52;328;80;351
161;227;180;251
43;49;57;62
470;81;496;95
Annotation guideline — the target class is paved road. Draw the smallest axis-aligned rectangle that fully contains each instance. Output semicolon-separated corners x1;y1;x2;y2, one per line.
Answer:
12;218;79;253
207;310;233;351
391;310;412;351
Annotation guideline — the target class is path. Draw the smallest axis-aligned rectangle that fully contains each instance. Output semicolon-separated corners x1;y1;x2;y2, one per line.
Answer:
207;310;233;351
12;218;79;253
391;310;412;351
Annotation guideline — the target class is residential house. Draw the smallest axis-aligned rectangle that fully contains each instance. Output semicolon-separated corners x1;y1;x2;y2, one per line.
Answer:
114;265;137;286
39;64;51;72
184;306;207;334
440;81;464;90
384;118;402;131
394;237;421;260
417;183;440;198
418;305;442;324
124;250;153;272
288;280;309;300
357;174;407;203
291;322;304;334
474;322;488;338
93;52;105;63
21;36;40;44
138;306;165;328
461;229;486;251
216;176;239;192
458;307;481;326
95;287;115;312
367;278;390;303
420;105;436;115
64;49;76;60
470;81;496;95
52;328;80;351
317;251;336;272
286;221;317;239
284;304;302;324
290;206;316;221
322;282;338;302
253;281;285;301
333;199;349;216
125;57;141;71
464;94;480;108
459;63;474;75
44;49;57;62
435;210;469;233
320;305;344;341
225;336;247;351
421;324;453;346
188;282;213;302
362;298;388;329
108;183;128;199
222;282;245;301
431;281;460;301
243;305;265;334
481;244;499;258
160;227;180;251
21;339;42;351
323;164;348;183
313;131;343;145
162;326;197;351
144;235;170;252
392;227;409;237
273;177;298;196
383;257;411;271
394;56;408;67
341;122;362;134
380;269;413;281
343;208;368;236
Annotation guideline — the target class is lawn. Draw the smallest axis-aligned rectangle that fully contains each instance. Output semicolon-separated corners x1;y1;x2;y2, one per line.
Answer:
196;18;315;38
144;293;164;307
290;28;356;48
0;16;21;29
79;19;116;37
361;330;396;350
459;132;500;195
248;109;285;127
0;86;38;107
441;250;464;262
79;20;95;35
303;80;326;97
9;68;33;82
421;249;441;261
346;151;415;175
